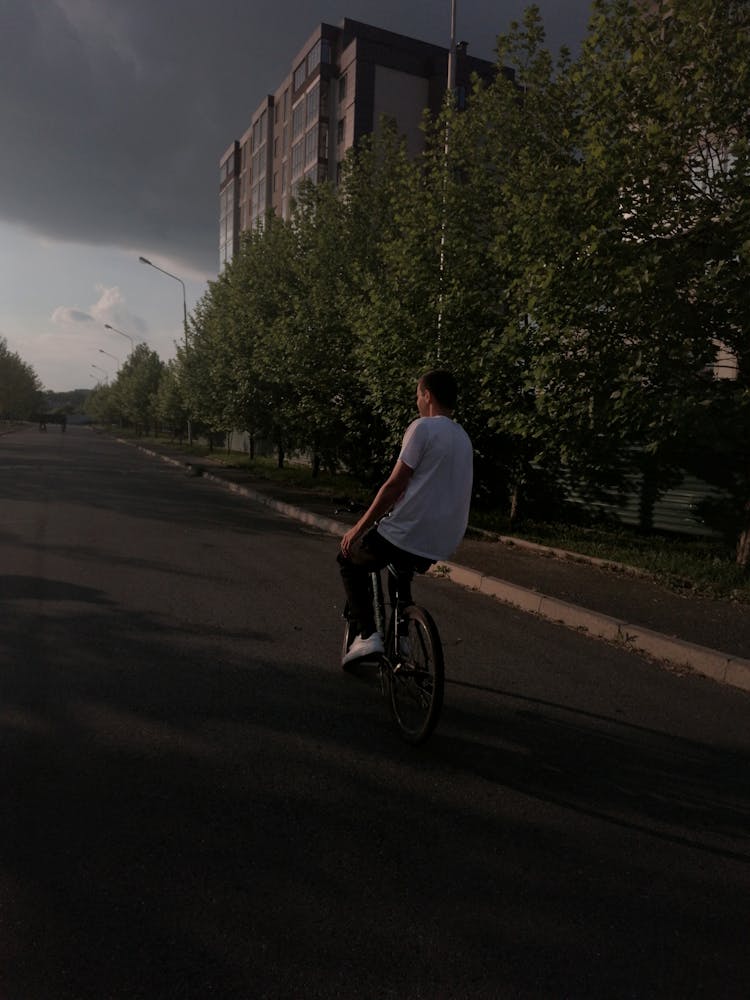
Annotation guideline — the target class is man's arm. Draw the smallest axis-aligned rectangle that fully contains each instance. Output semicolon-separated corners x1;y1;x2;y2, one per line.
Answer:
340;460;414;557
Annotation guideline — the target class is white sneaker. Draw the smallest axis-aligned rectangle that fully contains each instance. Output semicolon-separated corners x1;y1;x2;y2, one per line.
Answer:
342;631;384;666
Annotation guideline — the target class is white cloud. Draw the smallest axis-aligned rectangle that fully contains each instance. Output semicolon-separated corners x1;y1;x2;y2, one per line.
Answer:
51;285;147;338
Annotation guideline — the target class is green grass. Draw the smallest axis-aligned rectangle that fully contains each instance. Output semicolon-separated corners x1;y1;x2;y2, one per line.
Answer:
123;430;750;603
470;511;750;603
124;432;373;503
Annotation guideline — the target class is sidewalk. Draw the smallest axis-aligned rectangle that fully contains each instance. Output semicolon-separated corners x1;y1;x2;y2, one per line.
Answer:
132;441;750;694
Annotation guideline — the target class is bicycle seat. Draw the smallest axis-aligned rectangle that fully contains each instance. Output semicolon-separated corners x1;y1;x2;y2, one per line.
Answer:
386;562;414;582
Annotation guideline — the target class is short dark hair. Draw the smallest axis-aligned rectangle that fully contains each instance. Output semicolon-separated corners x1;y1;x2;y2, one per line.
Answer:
419;370;458;409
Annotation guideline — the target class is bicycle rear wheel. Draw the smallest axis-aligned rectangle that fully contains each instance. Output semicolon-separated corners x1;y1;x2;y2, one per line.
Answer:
387;605;444;745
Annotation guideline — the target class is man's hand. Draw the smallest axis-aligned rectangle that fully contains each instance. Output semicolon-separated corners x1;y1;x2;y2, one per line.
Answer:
339;460;413;560
340;525;361;559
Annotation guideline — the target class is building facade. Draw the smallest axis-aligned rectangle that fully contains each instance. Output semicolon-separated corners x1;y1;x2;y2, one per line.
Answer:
219;18;497;267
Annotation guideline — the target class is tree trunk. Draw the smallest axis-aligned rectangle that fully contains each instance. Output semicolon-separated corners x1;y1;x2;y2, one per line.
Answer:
736;499;750;567
509;480;520;527
312;453;321;478
277;442;285;469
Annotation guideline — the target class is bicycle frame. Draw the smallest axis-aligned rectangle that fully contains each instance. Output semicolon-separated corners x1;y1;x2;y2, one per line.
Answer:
371;564;410;663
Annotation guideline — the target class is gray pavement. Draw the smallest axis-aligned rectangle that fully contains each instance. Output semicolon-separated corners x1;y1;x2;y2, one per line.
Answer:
132;440;750;694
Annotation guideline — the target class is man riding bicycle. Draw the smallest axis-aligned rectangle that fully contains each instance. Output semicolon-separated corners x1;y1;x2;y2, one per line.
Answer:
338;370;473;666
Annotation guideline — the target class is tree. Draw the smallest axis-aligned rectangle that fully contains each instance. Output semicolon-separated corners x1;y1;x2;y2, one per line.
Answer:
154;359;189;439
0;336;43;419
84;382;121;426
287;180;358;473
115;344;164;434
570;0;750;558
338;124;444;474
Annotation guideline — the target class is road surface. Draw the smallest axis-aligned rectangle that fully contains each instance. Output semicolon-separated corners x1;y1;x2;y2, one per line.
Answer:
1;426;748;998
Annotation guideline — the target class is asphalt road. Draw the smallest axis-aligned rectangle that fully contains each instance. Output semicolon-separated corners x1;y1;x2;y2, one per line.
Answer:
1;426;749;1000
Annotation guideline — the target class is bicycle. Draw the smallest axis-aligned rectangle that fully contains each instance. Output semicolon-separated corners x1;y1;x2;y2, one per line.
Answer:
342;563;444;745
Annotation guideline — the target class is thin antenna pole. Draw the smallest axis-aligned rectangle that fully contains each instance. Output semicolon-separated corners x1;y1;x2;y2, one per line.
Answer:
437;0;457;361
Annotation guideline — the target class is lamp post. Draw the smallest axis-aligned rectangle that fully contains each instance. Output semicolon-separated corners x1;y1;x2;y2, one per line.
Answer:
139;255;192;444
447;0;457;99
104;323;134;354
91;363;109;384
437;0;458;359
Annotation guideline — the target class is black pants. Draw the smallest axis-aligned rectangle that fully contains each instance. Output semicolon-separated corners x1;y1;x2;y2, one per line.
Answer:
337;528;432;638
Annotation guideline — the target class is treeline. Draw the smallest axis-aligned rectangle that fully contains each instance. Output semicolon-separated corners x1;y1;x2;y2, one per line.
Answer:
86;345;187;437
95;1;750;562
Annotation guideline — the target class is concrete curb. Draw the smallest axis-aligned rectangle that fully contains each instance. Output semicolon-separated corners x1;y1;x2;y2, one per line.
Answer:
435;560;750;693
130;442;750;695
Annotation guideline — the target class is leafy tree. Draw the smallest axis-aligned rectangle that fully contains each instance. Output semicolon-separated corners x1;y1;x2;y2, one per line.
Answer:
569;0;750;557
338;124;443;473
84;382;121;426
229;214;303;466
115;344;164;434
441;8;587;519
0;336;43;418
154;359;189;440
287;180;358;473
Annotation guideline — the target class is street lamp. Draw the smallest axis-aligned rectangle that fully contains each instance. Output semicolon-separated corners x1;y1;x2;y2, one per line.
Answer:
138;256;188;339
98;348;120;367
139;254;192;444
91;363;109;384
104;323;134;354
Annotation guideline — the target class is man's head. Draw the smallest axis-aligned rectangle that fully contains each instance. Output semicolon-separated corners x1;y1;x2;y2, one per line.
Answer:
416;370;458;417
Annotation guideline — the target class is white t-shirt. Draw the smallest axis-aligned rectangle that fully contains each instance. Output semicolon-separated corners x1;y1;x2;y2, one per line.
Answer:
377;416;473;561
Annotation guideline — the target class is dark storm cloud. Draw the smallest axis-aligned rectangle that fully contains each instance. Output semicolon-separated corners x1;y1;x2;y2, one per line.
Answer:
0;1;592;276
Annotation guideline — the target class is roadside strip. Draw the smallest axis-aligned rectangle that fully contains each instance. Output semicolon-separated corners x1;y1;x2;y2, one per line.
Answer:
133;443;750;694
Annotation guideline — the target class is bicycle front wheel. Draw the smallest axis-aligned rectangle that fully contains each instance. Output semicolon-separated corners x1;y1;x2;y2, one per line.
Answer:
387;605;444;745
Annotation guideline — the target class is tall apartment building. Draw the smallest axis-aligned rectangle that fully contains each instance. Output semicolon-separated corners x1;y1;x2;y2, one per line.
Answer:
219;18;498;267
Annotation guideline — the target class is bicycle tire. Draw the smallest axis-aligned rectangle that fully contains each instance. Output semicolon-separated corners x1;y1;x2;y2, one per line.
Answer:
387;605;444;745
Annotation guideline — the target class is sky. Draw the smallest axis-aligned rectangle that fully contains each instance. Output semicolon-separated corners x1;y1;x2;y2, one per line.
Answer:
0;0;593;392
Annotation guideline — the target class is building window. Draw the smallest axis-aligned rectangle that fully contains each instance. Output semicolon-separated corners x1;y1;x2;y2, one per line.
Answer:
338;73;347;103
252;110;267;151
306;81;320;127
305;126;318;166
307;39;321;76
337;117;345;144
291;137;305;178
273;136;279;159
273;171;278;193
292;99;305;139
293;61;306;91
281;162;287;193
252;148;265;181
283;88;289;120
